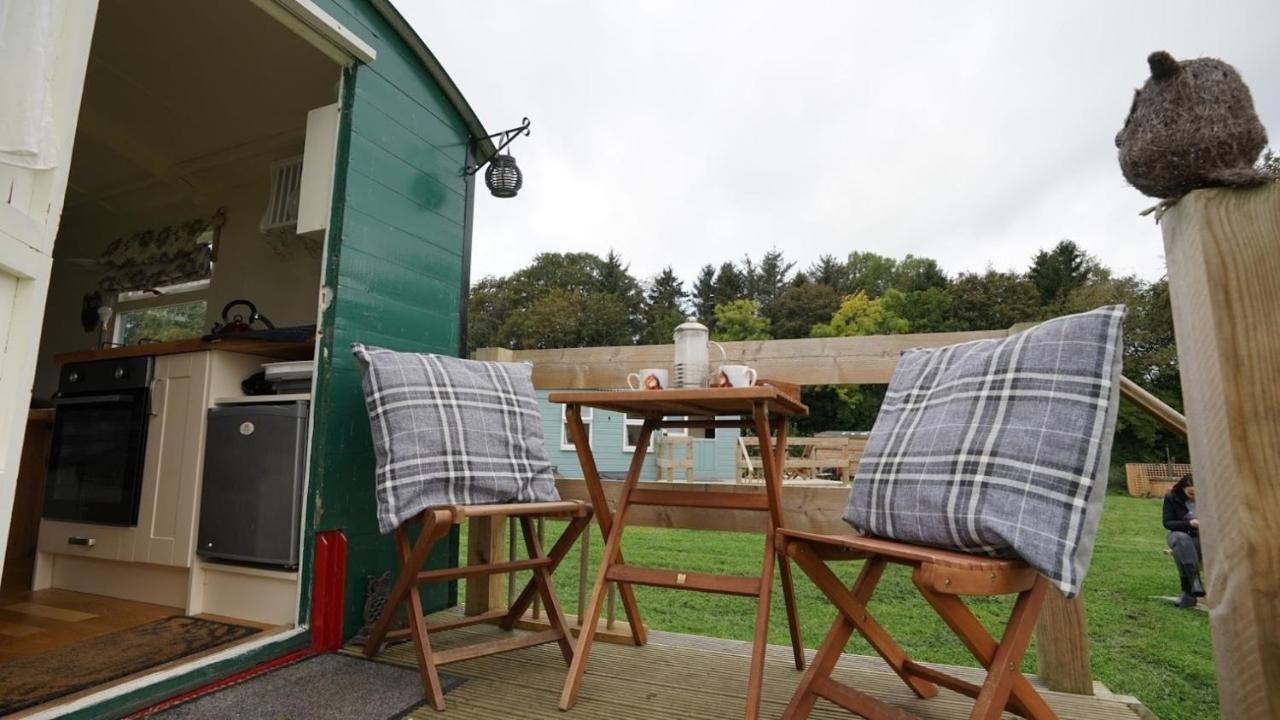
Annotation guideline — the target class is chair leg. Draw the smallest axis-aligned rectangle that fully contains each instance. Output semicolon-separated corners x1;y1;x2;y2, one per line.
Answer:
783;556;890;720
363;511;450;658
394;523;449;710
787;540;938;700
502;514;591;630
518;516;577;665
914;576;1058;720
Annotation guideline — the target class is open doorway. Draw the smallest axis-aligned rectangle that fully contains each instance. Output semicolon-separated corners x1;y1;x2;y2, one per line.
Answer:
2;1;342;713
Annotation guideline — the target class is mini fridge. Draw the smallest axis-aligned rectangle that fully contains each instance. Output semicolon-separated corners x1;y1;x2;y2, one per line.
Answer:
197;402;308;568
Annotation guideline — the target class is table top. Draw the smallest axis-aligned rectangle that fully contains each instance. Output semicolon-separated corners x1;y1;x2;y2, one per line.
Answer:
548;386;808;417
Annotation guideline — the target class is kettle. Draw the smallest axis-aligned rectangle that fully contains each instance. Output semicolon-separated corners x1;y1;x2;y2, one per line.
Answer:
210;299;275;335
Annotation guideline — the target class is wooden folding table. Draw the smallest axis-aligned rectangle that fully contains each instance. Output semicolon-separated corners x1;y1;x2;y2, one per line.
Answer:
550;386;809;719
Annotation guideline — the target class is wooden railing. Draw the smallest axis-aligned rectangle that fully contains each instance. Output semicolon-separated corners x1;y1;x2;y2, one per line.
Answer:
471;326;1192;695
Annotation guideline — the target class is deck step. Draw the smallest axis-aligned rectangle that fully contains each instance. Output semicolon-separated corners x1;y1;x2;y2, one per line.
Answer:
606;565;761;597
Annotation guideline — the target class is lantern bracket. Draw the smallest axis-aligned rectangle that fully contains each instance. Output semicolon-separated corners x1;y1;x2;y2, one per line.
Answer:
465;117;531;175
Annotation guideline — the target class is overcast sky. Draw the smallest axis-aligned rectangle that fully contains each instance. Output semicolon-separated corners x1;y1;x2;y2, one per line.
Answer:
404;1;1280;288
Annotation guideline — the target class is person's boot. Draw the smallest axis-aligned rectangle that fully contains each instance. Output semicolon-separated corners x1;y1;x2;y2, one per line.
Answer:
1188;568;1206;599
1176;565;1200;608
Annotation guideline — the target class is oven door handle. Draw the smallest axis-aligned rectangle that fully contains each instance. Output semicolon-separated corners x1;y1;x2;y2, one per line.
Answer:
53;394;132;406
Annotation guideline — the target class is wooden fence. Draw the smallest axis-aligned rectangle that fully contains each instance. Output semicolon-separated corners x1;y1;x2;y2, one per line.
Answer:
737;435;866;482
1125;463;1193;497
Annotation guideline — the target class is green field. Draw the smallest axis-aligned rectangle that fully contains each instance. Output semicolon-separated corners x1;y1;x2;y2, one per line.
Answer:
468;493;1216;720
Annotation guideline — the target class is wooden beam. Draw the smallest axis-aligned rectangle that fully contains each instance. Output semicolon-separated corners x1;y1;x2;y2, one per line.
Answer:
1119;376;1188;439
1034;589;1094;695
554;479;850;535
1162;183;1280;720
464;516;506;616
481;329;1009;390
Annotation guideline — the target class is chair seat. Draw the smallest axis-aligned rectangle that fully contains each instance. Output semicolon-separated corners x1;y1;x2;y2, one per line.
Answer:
778;528;1030;572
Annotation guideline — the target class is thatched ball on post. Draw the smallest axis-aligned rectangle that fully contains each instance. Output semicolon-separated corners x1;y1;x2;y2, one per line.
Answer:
1115;51;1269;199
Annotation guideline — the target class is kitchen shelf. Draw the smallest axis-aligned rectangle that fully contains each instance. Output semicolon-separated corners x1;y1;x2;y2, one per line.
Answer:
214;393;311;405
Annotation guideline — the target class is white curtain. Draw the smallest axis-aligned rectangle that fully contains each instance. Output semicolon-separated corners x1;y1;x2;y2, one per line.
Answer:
0;0;61;169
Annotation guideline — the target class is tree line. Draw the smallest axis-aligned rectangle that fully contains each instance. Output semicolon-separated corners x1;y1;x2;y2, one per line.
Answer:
467;241;1185;486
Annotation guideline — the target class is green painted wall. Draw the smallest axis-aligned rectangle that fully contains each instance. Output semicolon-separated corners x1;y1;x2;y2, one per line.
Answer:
302;0;475;637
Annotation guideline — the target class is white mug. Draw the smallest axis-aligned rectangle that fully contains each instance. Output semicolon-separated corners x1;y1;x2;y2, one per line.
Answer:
627;368;670;390
714;364;757;388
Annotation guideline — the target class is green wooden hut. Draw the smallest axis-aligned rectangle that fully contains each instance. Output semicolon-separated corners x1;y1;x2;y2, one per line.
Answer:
0;1;505;716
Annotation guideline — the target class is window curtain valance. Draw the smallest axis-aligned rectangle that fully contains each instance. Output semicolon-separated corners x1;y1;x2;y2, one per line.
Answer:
98;208;226;293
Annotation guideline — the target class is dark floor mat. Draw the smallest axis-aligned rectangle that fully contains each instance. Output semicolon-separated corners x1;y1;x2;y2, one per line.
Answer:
0;616;258;715
149;653;464;720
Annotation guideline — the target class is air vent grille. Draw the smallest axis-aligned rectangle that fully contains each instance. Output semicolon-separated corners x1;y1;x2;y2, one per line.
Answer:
261;156;303;231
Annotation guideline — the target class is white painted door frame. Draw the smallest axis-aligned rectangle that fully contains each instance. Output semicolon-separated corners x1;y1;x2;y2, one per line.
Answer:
0;0;99;580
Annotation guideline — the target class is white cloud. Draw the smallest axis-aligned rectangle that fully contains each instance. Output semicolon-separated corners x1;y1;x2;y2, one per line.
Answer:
404;0;1280;285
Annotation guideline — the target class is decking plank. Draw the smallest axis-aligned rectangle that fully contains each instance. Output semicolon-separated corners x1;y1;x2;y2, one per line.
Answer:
344;615;1147;720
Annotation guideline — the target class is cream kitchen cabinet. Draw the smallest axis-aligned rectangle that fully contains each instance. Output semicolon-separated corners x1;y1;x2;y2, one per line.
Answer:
37;351;270;570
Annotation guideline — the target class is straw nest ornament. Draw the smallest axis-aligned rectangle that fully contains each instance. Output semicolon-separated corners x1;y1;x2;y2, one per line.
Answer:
1115;51;1269;202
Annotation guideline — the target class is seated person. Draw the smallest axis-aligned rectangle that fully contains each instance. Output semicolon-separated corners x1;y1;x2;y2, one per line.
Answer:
1163;474;1205;608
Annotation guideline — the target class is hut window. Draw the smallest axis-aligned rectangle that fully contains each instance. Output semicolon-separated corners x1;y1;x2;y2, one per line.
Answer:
561;405;592;450
624;413;686;452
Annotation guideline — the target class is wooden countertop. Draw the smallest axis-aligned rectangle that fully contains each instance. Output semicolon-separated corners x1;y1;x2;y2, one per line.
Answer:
52;337;315;365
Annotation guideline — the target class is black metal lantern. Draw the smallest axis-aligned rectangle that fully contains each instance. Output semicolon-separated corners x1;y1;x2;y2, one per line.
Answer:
484;154;522;198
466;117;531;199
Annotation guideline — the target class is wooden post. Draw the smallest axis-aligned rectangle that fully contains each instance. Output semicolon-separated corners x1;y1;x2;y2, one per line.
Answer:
1034;588;1093;694
465;348;517;614
1162;184;1280;720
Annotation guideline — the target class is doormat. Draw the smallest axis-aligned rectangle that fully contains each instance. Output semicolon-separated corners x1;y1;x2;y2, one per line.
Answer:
147;653;464;720
0;616;258;714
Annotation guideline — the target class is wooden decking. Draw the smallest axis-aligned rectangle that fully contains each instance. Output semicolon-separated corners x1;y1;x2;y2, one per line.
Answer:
345;617;1152;720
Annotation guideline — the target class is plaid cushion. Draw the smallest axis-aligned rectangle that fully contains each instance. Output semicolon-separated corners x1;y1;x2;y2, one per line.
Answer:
351;345;560;534
844;306;1125;596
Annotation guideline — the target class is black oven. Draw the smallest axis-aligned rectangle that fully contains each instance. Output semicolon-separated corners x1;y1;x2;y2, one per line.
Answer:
44;357;154;526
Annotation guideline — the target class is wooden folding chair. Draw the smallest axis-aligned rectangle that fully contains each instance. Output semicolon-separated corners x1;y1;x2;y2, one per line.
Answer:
776;528;1058;720
363;500;592;711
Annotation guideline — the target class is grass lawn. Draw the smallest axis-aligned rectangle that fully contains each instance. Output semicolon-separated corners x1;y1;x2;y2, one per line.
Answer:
463;493;1216;720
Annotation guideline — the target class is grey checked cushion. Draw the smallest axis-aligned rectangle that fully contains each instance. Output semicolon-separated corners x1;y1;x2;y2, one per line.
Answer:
351;345;560;533
844;305;1125;596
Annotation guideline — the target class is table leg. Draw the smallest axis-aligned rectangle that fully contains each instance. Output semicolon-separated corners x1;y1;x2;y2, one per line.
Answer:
769;416;806;670
565;405;646;645
559;419;655;711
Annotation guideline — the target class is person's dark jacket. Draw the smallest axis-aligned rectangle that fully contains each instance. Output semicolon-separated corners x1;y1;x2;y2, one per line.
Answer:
1163;492;1198;535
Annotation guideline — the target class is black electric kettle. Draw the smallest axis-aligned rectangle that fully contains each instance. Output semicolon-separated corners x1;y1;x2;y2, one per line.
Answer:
210;299;275;335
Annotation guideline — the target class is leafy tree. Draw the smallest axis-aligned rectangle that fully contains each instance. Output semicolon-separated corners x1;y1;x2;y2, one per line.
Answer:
946;269;1041;331
713;262;748;306
811;291;909;338
466;277;515;351
498;288;632;349
844;252;899;298
641;267;688;345
805;254;849;294
893;255;949;293
766;282;841;339
881;287;953;333
712;299;771;341
1028;240;1094;306
692;264;718;327
751;249;795;312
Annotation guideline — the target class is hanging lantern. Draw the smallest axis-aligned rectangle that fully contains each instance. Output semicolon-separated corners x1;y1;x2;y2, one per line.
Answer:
466;118;531;199
484;154;523;198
